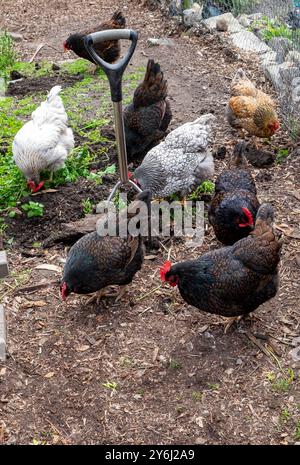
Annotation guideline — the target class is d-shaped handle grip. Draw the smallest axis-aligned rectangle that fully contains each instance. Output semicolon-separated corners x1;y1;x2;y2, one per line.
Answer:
84;29;138;102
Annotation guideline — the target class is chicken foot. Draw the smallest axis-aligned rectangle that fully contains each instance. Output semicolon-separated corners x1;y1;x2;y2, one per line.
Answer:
224;316;243;334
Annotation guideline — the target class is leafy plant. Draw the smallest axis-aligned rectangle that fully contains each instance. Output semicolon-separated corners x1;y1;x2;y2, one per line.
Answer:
295;421;300;440
86;164;116;185
192;391;203;402
102;381;118;391
169;359;182;370
81;198;93;215
0;32;17;79
208;382;220;391
266;368;295;392
276;148;289;165
188;180;215;200
21;201;44;218
279;409;291;424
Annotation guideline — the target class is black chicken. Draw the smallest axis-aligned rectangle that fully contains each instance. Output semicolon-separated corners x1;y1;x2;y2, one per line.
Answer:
209;141;260;245
63;11;126;64
60;190;151;303
161;203;281;318
123;59;172;161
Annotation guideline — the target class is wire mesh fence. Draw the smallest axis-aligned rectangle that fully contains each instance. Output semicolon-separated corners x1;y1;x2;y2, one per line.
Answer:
165;0;300;138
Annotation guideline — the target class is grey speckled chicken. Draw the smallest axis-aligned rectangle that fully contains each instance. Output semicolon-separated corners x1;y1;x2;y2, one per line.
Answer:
133;114;216;199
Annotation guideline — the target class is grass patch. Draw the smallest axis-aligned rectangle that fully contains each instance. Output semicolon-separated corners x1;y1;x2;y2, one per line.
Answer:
81;198;93;215
169;359;182;370
266;368;295;392
0;32;17;80
275;148;289;165
102;381;118;391
0;59;145;217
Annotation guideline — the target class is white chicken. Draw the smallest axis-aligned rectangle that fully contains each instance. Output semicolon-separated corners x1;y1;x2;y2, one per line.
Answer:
13;85;74;192
133;114;216;199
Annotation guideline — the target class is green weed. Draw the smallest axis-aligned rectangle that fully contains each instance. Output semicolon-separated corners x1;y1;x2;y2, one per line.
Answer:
0;32;17;79
81;198;93;215
169;359;182;370
21;201;44;218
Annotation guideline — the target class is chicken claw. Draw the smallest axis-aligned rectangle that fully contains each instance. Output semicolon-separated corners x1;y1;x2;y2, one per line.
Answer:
224;316;243;334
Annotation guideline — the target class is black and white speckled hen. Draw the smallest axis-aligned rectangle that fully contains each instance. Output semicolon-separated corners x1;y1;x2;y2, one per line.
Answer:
123;59;172;160
60;190;151;303
133;113;215;199
161;203;281;318
208;141;260;245
63;11;126;64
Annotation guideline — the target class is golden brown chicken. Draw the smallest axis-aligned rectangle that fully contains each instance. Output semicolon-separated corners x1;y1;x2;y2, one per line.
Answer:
226;69;280;139
63;11;126;64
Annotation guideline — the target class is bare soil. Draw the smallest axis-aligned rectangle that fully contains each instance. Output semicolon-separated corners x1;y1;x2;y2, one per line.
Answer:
0;0;300;446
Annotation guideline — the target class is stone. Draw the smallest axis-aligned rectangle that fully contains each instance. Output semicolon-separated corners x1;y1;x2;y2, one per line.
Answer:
7;32;23;42
147;37;175;47
0;305;6;361
182;3;203;28
0;251;9;278
286;51;300;66
202;4;222;20
216;18;228;32
237;14;251;28
230;30;270;54
10;70;23;80
51;63;60;71
289;346;300;363
262;63;285;91
195;437;207;445
203;12;243;34
268;37;293;64
260;50;278;68
279;62;300;85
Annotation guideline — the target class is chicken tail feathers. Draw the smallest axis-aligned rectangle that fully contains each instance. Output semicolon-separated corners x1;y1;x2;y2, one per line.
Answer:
232;68;248;84
111;10;126;27
230;141;248;169
133;59;168;106
47;85;62;103
255;203;274;227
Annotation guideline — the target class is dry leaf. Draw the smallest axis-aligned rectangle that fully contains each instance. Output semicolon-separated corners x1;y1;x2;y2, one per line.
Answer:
290;190;300;201
76;345;90;352
22;300;47;308
145;255;157;260
44;372;55;379
152;346;159;363
0;368;6;376
35;264;62;273
296;254;300;267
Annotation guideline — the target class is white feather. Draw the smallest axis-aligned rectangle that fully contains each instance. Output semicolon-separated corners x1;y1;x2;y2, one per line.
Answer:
12;85;74;182
134;114;216;198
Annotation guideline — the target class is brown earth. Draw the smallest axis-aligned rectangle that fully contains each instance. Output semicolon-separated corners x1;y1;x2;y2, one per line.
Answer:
0;0;300;446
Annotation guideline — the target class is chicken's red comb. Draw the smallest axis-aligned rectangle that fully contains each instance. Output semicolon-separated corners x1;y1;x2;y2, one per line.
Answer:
242;207;254;226
128;171;133;179
160;260;172;282
60;282;68;301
